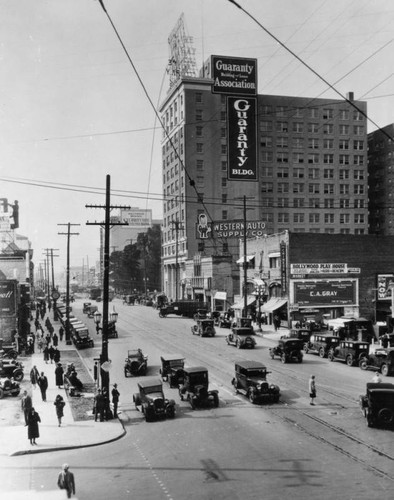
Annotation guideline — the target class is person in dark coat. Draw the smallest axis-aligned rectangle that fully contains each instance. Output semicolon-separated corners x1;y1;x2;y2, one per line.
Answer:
53;332;59;347
27;407;41;445
53;348;61;364
21;390;32;425
43;345;50;364
57;463;76;498
54;394;66;426
30;365;39;389
37;372;48;402
112;384;120;418
94;389;105;422
55;363;64;389
49;345;55;364
69;371;83;391
59;326;64;342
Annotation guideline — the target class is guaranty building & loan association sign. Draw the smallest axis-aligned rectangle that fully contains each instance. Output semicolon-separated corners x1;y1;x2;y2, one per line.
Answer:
211;55;257;96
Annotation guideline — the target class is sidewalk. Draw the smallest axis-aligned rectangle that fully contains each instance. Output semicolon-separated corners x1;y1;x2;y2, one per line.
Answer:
0;338;125;457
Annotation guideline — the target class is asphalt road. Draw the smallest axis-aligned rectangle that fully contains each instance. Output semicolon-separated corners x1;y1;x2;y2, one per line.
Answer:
1;298;394;500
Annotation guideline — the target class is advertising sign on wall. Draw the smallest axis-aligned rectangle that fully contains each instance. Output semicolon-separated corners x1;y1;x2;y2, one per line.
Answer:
196;217;265;239
227;97;257;181
377;274;394;300
120;208;152;227
211;55;257;96
0;280;17;316
290;263;360;278
293;280;357;307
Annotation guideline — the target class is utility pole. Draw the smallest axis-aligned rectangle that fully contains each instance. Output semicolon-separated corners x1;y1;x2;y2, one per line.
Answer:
235;196;254;317
170;219;183;301
58;224;80;344
43;248;59;319
86;174;130;409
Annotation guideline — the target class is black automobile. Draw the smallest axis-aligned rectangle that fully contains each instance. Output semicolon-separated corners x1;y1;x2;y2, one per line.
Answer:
269;338;303;363
160;354;185;387
328;340;369;367
179;366;219;409
82;302;92;314
303;334;340;358
231;361;280;404
226;317;256;349
0;359;24;382
0;377;21;398
133;378;176;422
359;348;394;376
191;319;216;337
283;328;313;343
124;349;148;377
359;382;394;428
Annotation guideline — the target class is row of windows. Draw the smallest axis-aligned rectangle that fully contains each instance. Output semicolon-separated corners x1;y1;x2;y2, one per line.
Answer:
260;212;366;225
261;182;366;194
262;198;366;208
260;122;364;135
260;105;364;121
261;167;365;179
261;137;364;150
261;152;365;164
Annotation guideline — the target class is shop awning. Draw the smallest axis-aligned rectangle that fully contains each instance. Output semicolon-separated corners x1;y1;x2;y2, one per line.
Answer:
232;295;256;309
261;298;287;313
214;291;227;301
236;255;255;264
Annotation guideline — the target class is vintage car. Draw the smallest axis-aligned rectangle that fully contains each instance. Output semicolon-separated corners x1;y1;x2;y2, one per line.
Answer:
86;305;98;318
0;344;18;360
124;349;148;377
191;318;216;337
107;320;118;339
217;314;232;329
0;377;21;398
359;348;394;376
328;340;369;366
160;354;185;387
303;334;340;358
359;382;394;428
133;377;176;422
226;317;256;349
82;302;92;314
231;361;280;404
0;359;24;382
282;328;313;343
179;366;219;409
71;326;94;349
269;338;303;363
159;300;209;318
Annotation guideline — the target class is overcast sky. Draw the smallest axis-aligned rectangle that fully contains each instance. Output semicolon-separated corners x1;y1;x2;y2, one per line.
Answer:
1;0;394;272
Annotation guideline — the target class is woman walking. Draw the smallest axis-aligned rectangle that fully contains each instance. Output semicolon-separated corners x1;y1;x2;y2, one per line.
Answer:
54;394;66;427
309;375;317;405
27;407;41;445
55;363;64;389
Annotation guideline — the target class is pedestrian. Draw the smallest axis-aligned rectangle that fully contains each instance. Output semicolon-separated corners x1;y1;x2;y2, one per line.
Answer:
43;345;50;364
372;372;382;383
55;363;64;389
59;326;64;342
309;375;317;405
27;407;41;445
53;332;59;347
53;347;61;364
30;365;39;389
21;390;32;426
94;389;105;422
49;345;55;364
54;394;66;427
112;383;120;418
57;463;76;498
37;337;44;353
37;371;48;402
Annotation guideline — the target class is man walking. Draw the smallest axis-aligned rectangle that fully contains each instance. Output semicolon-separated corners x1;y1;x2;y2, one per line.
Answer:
57;463;76;498
21;390;32;425
112;383;120;418
37;371;49;402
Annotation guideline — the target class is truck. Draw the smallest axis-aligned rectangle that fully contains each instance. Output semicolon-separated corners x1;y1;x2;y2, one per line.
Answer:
159;300;209;318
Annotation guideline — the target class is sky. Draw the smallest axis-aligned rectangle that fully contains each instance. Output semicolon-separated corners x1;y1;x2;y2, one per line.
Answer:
1;0;394;273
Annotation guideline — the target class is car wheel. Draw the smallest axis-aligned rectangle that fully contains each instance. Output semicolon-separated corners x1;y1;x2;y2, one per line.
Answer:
13;370;24;382
359;359;368;370
0;388;4;399
346;355;354;367
303;343;309;354
189;396;196;410
319;348;326;358
213;393;219;407
13;390;20;397
378;408;394;425
124;370;128;377
248;391;256;404
327;350;334;361
166;405;175;419
381;364;389;377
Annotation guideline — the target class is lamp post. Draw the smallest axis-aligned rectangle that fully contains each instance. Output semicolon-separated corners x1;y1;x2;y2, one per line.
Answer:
255;284;265;332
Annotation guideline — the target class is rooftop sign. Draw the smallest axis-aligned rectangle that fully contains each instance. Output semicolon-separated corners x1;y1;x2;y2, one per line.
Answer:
211;55;257;96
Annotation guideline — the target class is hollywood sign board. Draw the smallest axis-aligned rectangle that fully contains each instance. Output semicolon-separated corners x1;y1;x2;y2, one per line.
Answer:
290;263;360;278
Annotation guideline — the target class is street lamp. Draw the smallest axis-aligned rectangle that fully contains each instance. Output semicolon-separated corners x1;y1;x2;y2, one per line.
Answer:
94;309;118;334
255;284;265;333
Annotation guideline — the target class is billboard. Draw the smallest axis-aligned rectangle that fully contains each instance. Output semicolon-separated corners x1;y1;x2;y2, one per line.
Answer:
120;208;152;227
227;97;257;181
377;274;394;300
196;218;265;239
293;280;357;307
0;280;17;316
211;55;257;96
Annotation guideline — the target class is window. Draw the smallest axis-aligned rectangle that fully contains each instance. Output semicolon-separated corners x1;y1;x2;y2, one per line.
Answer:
323;139;334;149
308;153;319;164
324;184;334;194
323;108;334;119
261;182;273;193
294;198;305;208
222;242;229;253
323;154;334;164
196;126;203;137
308;168;319;179
262;198;273;207
340;228;351;234
222;210;228;220
309;184;320;194
222;194;227;204
354;125;364;136
339;139;349;150
276;106;286;117
278;197;289;207
309;107;318;118
354;170;365;180
196;110;203;121
340;199;350;208
293;153;304;163
278;213;289;223
339;124;349;135
353;110;363;121
354;199;365;208
293;168;304;178
221;161;227;171
261;136;273;147
309;198;320;208
221;144;227;154
221;177;227;188
277;152;289;163
354;140;364;150
196;143;203;153
339;169;349;180
323;124;334;134
339;109;349;120
293;122;304;133
293;183;304;193
309;213;320;223
195;92;203;103
261;151;273;162
324;214;335;224
221;128;226;138
340;184;350;195
294;213;305;223
308;138;319;149
340;214;350;224
294;107;303;118
198;242;205;252
261;105;273;115
324;169;334;179
324;199;334;208
339;154;349;165
221;111;227;121
308;123;319;133
261;166;273;177
310;228;320;233
196;159;204;170
355;228;365;235
353;155;364;165
277;182;289;193
261;213;274;223
277;167;289;178
276;137;288;148
276;122;288;132
260;121;273;132
354;185;365;195
293;138;304;149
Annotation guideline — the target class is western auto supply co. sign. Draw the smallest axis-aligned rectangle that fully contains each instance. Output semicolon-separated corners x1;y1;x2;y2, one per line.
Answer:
227;97;257;181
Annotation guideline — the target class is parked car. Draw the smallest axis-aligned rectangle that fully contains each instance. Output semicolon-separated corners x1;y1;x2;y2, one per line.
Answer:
0;359;24;382
191;318;216;337
359;348;394;376
269;338;303;363
107;320;118;339
226;317;256;349
160;354;185;387
86;305;98;318
359;382;394;428
82;302;92;314
179;367;219;409
328;340;369;366
303;334;340;358
0;377;21;398
159;300;209;318
71;326;94;349
133;378;176;422
124;349;148;377
217;313;232;329
231;361;280;404
283;328;313;343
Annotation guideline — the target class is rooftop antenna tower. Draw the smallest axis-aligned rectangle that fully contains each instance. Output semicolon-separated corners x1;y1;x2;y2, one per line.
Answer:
167;13;198;88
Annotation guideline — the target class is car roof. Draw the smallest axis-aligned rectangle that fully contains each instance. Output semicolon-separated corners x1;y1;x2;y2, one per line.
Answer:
161;354;185;361
366;382;394;391
235;360;267;370
183;366;208;374
138;377;162;388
